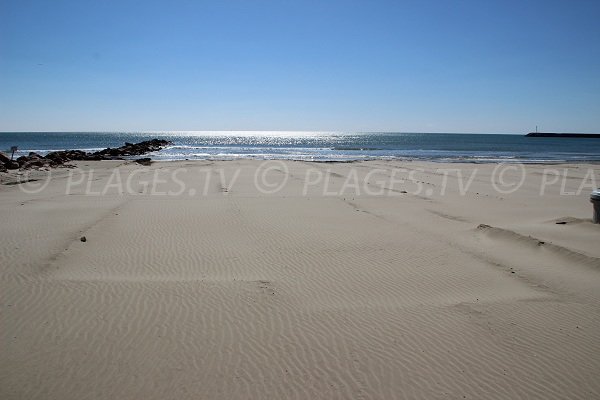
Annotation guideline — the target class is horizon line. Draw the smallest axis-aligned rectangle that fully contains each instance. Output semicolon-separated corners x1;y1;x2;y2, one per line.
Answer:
0;130;528;135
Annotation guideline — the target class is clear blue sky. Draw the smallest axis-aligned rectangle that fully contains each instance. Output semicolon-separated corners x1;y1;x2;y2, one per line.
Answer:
1;0;599;133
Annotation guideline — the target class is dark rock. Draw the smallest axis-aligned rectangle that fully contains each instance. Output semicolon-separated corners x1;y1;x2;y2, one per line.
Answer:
80;236;87;242
102;148;121;157
0;152;11;164
86;154;107;161
52;156;65;164
46;149;91;162
0;164;7;173
87;139;169;159
27;159;46;168
4;139;170;171
69;150;88;160
15;152;53;169
45;151;61;160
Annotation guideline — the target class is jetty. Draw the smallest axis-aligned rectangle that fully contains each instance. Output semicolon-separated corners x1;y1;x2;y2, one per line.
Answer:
526;132;600;138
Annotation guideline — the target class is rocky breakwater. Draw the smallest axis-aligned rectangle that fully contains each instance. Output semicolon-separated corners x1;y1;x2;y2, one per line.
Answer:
0;139;170;172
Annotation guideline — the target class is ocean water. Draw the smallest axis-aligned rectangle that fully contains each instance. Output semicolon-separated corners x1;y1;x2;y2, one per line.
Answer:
1;131;600;163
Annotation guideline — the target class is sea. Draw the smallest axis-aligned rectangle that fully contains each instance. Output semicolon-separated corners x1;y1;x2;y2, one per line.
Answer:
1;131;600;163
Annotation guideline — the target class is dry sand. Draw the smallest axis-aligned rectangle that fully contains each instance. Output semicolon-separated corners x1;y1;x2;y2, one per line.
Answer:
1;160;599;399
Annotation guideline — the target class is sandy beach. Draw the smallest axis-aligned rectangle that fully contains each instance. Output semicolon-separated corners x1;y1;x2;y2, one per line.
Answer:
1;159;599;399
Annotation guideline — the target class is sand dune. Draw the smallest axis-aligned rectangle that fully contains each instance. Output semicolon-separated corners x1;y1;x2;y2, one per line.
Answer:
1;160;600;399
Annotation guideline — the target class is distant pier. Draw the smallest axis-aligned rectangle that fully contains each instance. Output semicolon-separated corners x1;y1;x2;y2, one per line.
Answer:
526;132;600;138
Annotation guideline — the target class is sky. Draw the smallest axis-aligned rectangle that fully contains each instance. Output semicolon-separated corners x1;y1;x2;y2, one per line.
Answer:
1;0;599;133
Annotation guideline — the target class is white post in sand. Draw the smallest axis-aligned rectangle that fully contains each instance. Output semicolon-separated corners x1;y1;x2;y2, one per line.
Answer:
591;189;600;224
